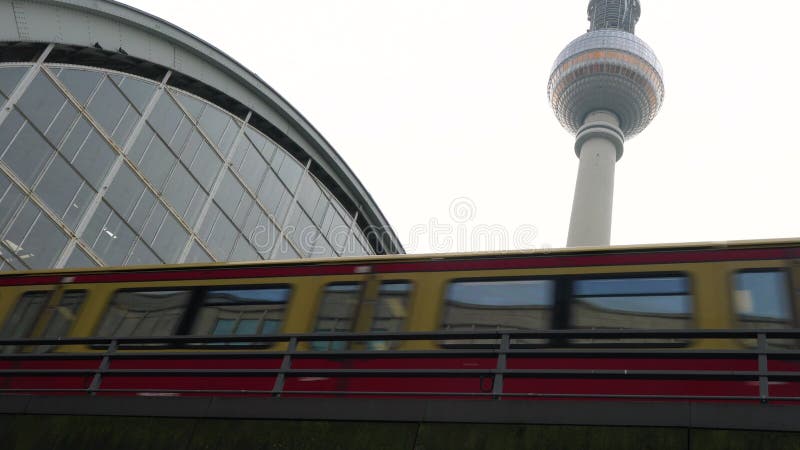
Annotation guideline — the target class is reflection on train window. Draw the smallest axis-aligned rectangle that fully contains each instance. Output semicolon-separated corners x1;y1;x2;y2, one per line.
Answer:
191;286;290;337
35;290;87;352
41;290;86;338
95;289;191;337
733;270;793;329
0;291;51;339
571;275;692;332
368;281;412;350
442;279;555;346
312;283;361;350
0;291;51;353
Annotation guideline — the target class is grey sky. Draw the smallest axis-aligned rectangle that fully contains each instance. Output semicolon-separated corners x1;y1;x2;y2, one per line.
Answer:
120;0;800;253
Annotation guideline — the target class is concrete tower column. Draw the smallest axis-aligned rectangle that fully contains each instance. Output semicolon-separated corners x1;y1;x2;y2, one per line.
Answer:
566;111;624;247
548;0;663;248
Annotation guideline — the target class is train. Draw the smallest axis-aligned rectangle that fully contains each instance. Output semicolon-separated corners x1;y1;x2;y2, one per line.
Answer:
0;238;798;400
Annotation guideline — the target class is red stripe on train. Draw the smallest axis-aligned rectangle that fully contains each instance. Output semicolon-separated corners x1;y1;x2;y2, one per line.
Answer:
0;247;795;287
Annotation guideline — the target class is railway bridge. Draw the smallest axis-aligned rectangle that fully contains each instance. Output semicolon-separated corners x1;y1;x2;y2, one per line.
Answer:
1;330;800;449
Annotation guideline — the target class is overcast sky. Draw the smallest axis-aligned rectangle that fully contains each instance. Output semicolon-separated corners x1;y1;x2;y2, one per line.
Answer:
121;0;800;253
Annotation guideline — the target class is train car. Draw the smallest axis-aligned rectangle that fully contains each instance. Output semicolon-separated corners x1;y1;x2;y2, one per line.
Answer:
0;239;799;401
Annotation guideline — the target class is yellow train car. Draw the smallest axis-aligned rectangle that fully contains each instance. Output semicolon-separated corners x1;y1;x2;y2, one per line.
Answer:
0;239;798;399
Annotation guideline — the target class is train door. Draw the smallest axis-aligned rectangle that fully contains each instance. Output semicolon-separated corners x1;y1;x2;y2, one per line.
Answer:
309;276;413;351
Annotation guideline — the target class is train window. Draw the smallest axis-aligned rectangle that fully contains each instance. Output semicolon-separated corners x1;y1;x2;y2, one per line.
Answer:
733;270;793;329
0;291;50;340
95;289;191;337
41;290;86;338
571;275;692;333
34;290;87;353
191;286;290;337
312;283;361;350
441;279;555;346
368;281;412;350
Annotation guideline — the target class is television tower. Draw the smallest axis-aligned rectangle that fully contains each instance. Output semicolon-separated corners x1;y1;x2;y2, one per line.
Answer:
548;0;664;247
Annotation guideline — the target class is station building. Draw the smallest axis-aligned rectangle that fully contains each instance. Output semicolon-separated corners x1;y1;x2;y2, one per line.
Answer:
0;0;403;270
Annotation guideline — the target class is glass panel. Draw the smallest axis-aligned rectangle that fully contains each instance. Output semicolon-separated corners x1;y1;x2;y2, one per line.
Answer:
15;72;69;140
84;201;137;266
34;154;94;224
203;203;238;260
185;240;213;263
230;237;259;262
0;109;25;157
44;101;79;148
273;238;299;260
276;152;304;190
60;118;115;190
369;282;412;350
111;75;156;113
196;104;235;152
140;202;168;244
247;211;279;258
2;201;68;269
54;67;102;105
0;65;28;98
172;91;205;119
312;283;361;350
297;176;323;218
233;138;267;192
87;77;138;143
257;169;292;223
95;289;191;337
0;172;25;231
151;213;189;263
147;93;183;143
187;140;221;191
127;126;176;190
163;163;202;218
105;163;146;221
215;170;246;220
63;247;97;269
734;271;793;328
0;119;54;185
191;286;290;337
127;239;161;266
443;279;554;346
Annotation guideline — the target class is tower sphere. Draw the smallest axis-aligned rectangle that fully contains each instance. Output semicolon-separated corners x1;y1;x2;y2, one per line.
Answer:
548;3;664;139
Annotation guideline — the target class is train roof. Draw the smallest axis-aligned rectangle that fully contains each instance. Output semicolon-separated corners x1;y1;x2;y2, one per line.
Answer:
1;237;799;280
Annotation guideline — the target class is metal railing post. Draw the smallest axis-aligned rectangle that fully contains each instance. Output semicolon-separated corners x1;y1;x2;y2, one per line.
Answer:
273;336;297;397
88;339;117;396
757;333;769;404
493;333;510;400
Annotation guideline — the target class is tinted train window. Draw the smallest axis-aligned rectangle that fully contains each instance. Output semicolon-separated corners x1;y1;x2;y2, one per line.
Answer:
368;281;412;350
41;290;86;338
0;291;50;339
441;279;554;346
312;283;361;350
191;286;290;336
733;270;793;329
96;289;191;337
443;279;554;330
571;275;692;331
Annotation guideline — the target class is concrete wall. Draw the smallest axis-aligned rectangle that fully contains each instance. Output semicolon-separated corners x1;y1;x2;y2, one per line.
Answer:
2;414;800;450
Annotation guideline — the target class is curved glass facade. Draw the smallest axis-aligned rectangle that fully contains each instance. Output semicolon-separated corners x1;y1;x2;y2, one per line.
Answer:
0;63;376;271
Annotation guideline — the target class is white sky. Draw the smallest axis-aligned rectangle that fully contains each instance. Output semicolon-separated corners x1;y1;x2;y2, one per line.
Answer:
121;0;800;253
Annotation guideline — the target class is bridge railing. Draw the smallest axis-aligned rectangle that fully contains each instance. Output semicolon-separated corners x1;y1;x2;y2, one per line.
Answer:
0;329;799;402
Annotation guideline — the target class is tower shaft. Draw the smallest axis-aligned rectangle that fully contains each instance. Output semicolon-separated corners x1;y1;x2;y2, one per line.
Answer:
566;111;623;247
